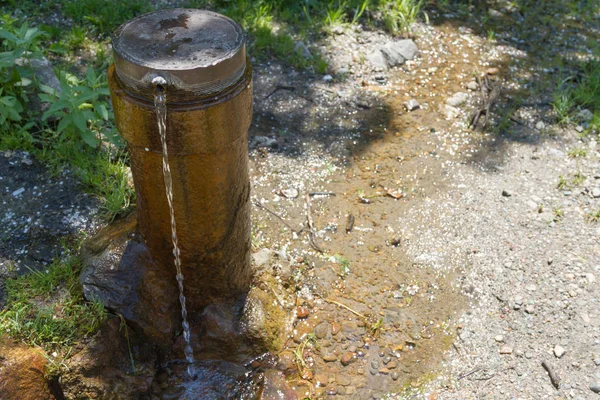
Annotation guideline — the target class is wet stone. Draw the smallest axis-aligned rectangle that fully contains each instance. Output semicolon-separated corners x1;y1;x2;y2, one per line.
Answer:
314;322;329;339
293;322;313;343
277;351;296;372
296;306;310;319
322;353;338;362
340;352;356;366
331;322;342;335
315;374;328;387
391;371;400;381
336;375;352;386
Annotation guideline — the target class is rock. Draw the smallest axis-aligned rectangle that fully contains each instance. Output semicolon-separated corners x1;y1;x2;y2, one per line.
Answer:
591;188;600;198
323;74;333;82
260;370;298;400
577;109;594;122
293;321;313;343
250;136;279;149
525;304;535;314
366;50;388;70
380;45;406;67
331;322;342;335
391;371;400;380
502;190;512;197
277;351;296;372
15;56;61;95
80;214;179;347
590;383;600;394
593;358;600;366
536;121;546;130
499;345;513;354
486;67;500;75
441;104;460;119
336;375;352;386
293;41;312;58
241;287;288;353
466;81;479;91
296;306;309;319
446;92;468;107
314;322;329;339
315;374;328;387
0;337;55;400
253;248;273;267
321;353;338;362
494;335;504;342
279;188;299;199
388;39;418;61
11;187;25;197
340;352;356;366
554;344;566;358
404;99;420;111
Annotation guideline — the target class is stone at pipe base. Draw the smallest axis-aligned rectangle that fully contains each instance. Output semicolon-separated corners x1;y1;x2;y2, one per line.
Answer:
80;212;180;348
0;336;57;400
59;317;156;399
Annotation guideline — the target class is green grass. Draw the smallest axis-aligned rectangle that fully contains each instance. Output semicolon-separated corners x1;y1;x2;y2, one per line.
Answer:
62;0;151;36
552;61;600;126
587;209;600;223
568;147;587;158
0;250;107;352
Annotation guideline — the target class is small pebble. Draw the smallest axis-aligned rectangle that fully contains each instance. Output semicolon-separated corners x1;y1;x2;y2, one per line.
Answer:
340;352;356;366
466;81;479;91
554;344;565;358
499;345;513;354
404;99;420;111
494;335;504;342
502;190;512;197
486;67;500;75
296;306;309;319
590;383;600;394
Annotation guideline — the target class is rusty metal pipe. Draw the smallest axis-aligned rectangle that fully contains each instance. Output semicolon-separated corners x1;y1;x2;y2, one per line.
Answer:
108;9;252;318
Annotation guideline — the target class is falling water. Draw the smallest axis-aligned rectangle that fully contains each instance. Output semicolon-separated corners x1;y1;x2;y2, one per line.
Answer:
152;76;195;378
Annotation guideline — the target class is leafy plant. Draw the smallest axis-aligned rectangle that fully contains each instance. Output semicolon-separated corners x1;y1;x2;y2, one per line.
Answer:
0;17;47;133
39;68;116;148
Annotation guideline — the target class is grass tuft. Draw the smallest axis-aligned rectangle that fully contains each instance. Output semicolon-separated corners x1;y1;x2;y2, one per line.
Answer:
0;250;106;352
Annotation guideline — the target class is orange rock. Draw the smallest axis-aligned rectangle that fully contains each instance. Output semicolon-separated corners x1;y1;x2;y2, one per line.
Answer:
0;336;55;400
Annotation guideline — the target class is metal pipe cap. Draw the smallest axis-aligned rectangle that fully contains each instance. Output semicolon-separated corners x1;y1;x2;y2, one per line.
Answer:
112;9;246;101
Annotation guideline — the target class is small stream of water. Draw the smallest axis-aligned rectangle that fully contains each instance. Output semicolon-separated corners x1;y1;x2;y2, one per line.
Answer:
153;77;195;379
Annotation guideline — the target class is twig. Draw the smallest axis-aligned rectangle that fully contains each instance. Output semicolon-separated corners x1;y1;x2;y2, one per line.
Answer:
458;367;482;380
470;75;499;130
345;214;355;233
325;299;368;321
309;192;336;197
509;116;541;132
264;85;295;100
305;193;324;253
542;360;560;389
252;199;302;233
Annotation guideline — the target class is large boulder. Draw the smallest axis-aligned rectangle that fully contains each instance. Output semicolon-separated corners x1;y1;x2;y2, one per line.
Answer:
0;337;56;400
80;213;179;348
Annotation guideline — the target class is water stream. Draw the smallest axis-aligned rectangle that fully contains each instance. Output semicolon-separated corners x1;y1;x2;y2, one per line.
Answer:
152;77;195;379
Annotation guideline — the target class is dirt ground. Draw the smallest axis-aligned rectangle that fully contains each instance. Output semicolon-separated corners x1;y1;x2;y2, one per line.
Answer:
1;1;600;399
